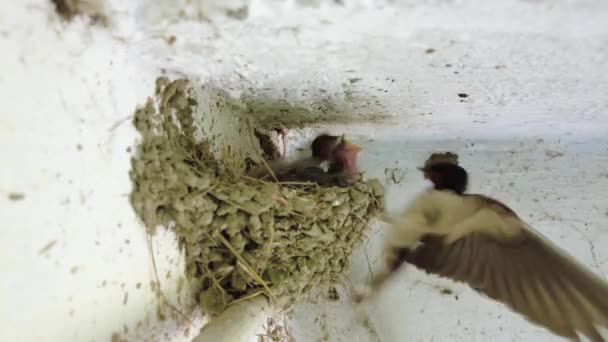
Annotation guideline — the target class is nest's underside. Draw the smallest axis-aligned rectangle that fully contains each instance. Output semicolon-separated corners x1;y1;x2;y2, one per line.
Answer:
130;77;385;314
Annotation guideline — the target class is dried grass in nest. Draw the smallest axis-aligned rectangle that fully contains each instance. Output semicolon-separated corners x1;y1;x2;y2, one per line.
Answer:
129;77;385;316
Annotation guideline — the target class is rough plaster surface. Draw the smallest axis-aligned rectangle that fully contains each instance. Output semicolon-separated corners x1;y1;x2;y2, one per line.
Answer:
1;0;607;341
287;133;608;342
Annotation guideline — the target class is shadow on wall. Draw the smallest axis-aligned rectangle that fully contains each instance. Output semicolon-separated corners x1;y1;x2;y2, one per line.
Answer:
190;77;392;173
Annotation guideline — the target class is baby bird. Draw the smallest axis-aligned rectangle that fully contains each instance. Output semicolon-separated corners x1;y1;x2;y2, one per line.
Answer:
327;135;363;184
250;134;362;187
248;134;339;180
278;135;363;187
363;155;608;342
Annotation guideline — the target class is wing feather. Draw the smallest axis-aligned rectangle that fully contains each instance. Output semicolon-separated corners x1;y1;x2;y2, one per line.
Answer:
406;208;608;341
525;254;571;336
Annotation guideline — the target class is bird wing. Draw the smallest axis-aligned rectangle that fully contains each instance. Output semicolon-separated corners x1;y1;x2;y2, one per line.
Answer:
406;205;608;341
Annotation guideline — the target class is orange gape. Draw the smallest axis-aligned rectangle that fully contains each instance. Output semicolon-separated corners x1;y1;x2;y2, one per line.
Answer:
328;137;363;182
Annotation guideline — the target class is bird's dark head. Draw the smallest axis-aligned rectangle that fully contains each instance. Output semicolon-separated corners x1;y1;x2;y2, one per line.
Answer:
419;162;468;194
311;134;341;161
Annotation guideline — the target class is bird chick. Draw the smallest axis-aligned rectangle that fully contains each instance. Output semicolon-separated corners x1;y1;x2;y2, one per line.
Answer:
277;135;363;187
248;133;341;181
360;155;608;342
327;135;363;184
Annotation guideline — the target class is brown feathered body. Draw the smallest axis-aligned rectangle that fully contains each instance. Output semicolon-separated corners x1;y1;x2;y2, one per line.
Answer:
369;161;608;342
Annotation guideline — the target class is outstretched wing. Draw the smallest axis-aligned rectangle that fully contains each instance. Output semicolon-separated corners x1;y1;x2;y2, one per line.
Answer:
406;215;608;341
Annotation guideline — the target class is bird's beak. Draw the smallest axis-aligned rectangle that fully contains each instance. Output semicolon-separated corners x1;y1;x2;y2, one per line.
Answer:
417;166;431;179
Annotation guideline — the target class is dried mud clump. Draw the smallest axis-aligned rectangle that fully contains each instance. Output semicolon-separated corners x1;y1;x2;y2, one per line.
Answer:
51;0;108;25
129;77;385;315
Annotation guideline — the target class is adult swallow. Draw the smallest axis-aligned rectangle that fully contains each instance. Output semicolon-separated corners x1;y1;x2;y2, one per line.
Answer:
365;156;608;341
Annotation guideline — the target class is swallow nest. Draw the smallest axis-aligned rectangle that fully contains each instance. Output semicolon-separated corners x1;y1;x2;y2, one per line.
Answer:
129;78;385;315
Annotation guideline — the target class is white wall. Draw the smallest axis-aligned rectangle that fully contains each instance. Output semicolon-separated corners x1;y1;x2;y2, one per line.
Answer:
0;1;203;341
1;0;607;341
287;130;608;342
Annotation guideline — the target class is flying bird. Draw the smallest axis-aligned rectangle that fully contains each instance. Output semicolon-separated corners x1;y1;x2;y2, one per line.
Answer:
249;133;363;187
361;155;608;342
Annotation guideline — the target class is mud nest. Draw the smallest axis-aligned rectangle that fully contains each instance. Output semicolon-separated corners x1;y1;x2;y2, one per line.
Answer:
129;77;385;315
